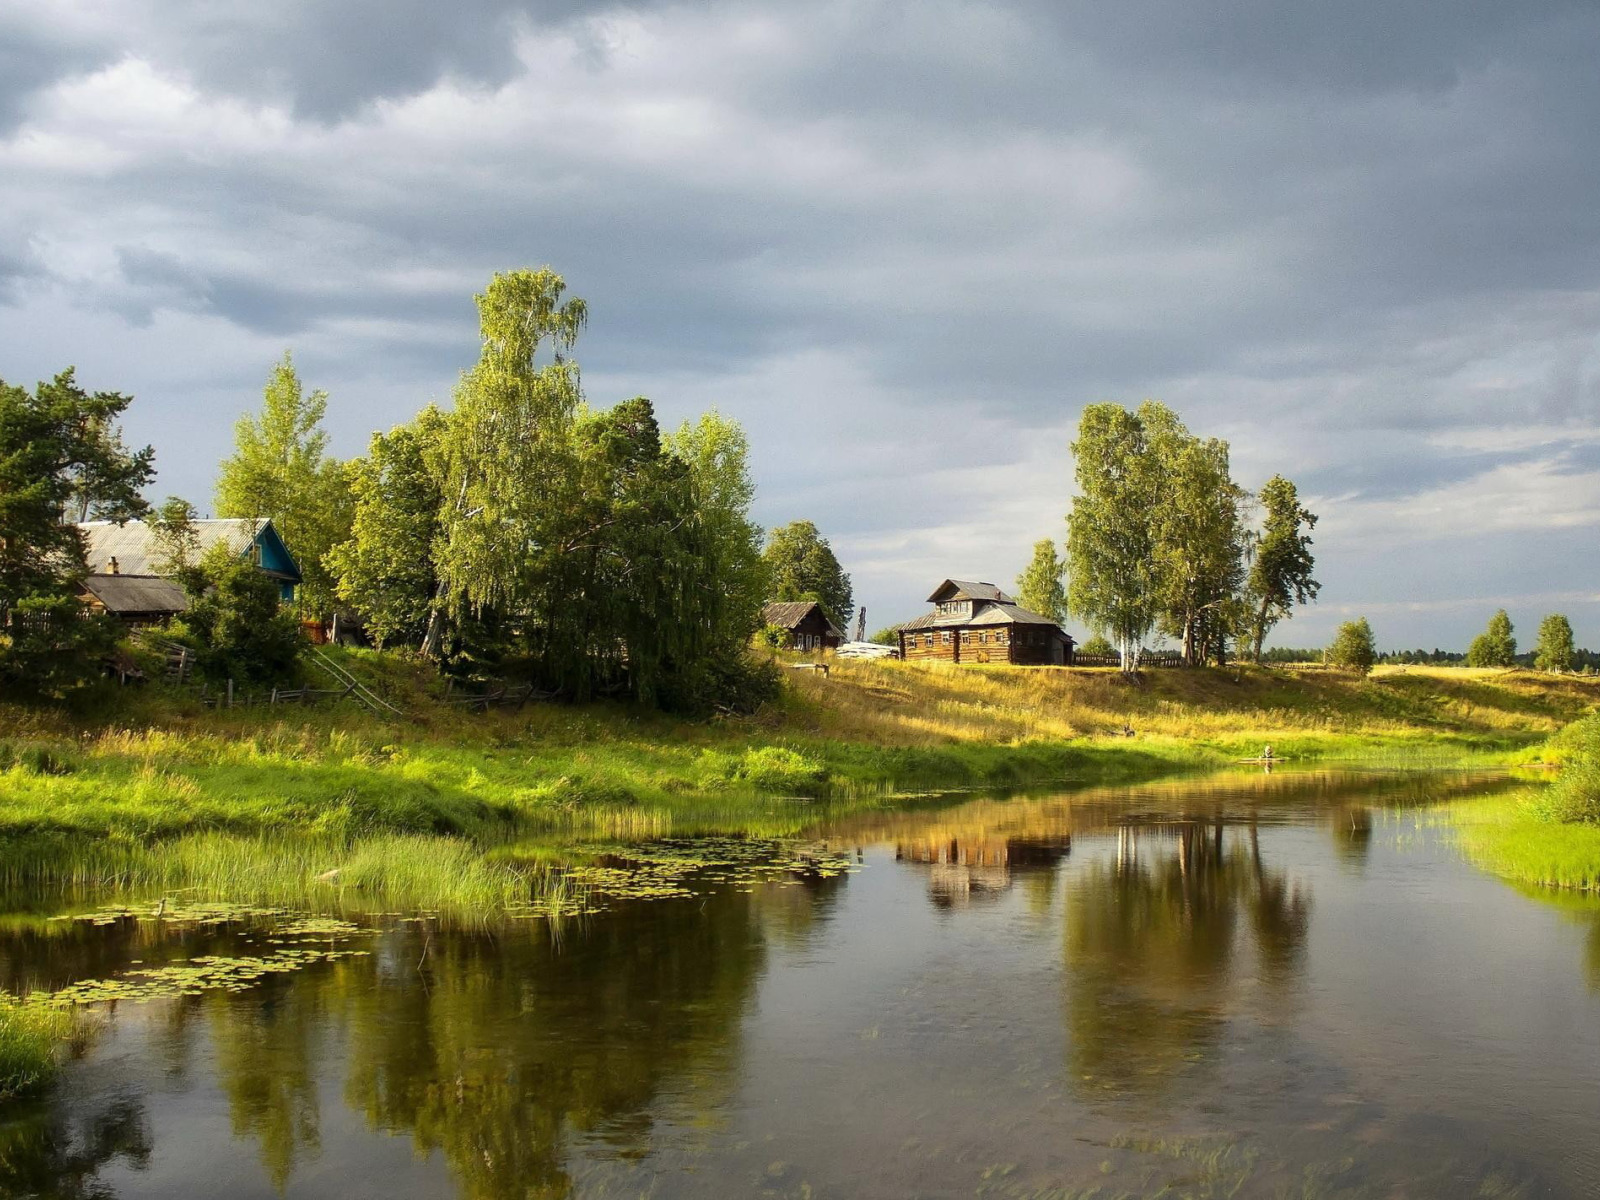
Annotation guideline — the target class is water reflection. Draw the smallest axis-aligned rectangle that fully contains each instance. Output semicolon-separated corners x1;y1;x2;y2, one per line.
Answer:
1064;819;1310;1098
0;769;1594;1199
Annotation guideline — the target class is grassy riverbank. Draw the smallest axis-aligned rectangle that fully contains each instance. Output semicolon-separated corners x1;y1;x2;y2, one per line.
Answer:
1;653;1594;847
1449;713;1600;891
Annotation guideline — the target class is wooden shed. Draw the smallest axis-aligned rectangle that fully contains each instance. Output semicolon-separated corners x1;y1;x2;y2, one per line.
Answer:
761;601;845;651
897;579;1075;666
79;574;189;627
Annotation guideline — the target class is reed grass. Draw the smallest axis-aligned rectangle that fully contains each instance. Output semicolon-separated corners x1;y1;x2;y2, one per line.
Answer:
0;994;83;1100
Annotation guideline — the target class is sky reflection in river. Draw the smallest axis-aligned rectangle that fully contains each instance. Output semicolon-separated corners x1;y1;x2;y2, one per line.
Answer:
1;769;1596;1199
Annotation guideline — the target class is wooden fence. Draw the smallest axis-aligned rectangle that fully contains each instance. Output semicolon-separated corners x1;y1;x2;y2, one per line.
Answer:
1070;651;1185;669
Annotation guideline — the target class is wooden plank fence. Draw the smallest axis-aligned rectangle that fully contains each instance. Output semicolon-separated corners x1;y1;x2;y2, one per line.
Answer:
1071;652;1186;669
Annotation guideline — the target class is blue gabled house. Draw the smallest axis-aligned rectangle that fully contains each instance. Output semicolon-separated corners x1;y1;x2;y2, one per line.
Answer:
79;517;303;602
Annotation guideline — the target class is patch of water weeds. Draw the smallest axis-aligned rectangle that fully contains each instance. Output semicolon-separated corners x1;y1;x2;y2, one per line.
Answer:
41;903;375;1007
559;836;857;904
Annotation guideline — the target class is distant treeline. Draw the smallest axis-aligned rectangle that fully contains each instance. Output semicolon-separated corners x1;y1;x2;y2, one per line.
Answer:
1260;645;1599;670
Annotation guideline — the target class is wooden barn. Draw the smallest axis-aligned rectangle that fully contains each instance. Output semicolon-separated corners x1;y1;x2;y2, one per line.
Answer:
761;601;845;651
897;579;1075;666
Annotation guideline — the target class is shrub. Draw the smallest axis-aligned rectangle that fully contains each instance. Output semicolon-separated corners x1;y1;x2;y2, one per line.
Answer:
1079;633;1116;657
1532;715;1600;825
171;546;302;684
732;746;827;791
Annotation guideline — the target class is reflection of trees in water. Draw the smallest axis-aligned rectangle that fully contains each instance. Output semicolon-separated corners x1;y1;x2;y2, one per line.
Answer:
331;894;773;1199
1064;820;1310;1099
896;835;1071;909
0;1089;151;1198
208;977;332;1190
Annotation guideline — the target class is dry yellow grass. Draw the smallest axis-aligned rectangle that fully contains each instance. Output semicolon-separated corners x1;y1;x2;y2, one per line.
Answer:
775;659;1599;751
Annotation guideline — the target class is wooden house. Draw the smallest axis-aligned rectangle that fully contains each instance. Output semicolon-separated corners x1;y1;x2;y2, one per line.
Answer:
896;579;1075;666
79;574;189;627
78;518;303;602
761;601;844;651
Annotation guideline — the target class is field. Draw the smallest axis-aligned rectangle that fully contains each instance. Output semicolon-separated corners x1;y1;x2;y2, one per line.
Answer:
0;651;1594;849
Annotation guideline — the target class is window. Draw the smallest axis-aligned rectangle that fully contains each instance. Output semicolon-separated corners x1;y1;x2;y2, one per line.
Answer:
942;631;952;644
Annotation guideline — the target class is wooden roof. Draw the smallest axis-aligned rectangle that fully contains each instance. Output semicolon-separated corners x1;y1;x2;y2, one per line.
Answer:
761;601;844;636
80;574;189;616
926;579;1014;604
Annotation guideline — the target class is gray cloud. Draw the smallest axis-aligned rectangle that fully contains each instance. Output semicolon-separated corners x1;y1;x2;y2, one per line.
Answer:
1;0;1598;647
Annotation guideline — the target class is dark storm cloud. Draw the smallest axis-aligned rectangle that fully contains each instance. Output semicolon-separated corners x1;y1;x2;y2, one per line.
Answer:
1;0;1598;645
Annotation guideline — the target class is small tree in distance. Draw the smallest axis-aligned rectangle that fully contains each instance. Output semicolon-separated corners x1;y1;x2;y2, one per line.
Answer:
1534;613;1574;673
1466;610;1517;668
1327;618;1376;676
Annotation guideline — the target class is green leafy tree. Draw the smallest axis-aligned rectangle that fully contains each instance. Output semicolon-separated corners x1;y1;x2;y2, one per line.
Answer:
1143;402;1247;665
431;268;587;656
868;626;899;646
327;408;447;649
762;520;853;630
215;353;353;618
148;496;204;587
0;369;153;694
1245;475;1319;662
1466;610;1517;668
1078;632;1116;657
1016;538;1069;624
664;411;767;657
1066;404;1160;672
1534;613;1575;673
172;546;303;684
1327;618;1377;676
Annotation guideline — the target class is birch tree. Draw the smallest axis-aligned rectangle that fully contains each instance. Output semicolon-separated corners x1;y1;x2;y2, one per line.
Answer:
1066;404;1160;671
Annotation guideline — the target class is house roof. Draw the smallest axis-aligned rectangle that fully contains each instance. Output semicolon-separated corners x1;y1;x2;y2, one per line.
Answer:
926;579;1014;604
80;574;189;616
967;604;1073;637
897;602;1075;640
761;601;845;637
78;518;301;582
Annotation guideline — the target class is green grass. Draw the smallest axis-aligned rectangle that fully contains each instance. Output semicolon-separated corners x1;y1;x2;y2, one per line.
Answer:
0;995;81;1101
1447;713;1600;891
1;649;1593;850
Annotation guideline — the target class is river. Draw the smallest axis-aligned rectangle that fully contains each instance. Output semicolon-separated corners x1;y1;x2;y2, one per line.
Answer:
1;768;1596;1198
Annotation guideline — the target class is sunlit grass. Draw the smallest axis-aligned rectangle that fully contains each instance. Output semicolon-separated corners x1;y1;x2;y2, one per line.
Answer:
0;994;84;1100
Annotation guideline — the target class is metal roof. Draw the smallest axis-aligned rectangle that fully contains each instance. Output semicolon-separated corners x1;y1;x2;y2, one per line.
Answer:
926;579;1014;604
80;574;189;615
78;518;297;580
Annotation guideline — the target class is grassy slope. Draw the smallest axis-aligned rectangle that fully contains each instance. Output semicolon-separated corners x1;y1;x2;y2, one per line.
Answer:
0;652;1595;846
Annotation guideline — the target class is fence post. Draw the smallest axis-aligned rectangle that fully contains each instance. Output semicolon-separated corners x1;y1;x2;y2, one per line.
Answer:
270;688;278;706
227;678;234;709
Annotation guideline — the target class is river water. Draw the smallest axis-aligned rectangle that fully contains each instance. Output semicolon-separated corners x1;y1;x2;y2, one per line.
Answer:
1;768;1597;1198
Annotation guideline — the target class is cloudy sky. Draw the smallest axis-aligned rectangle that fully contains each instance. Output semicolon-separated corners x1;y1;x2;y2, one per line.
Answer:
3;0;1598;648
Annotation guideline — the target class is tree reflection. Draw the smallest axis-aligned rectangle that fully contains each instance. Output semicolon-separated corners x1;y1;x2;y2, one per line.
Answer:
0;1090;151;1199
1064;820;1310;1099
329;887;790;1199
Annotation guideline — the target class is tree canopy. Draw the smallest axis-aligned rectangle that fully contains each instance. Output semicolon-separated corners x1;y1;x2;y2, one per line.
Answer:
762;520;852;630
215;353;353;618
1466;610;1517;668
0;369;153;694
1016;538;1068;625
1534;613;1574;673
1327;618;1377;675
1065;401;1314;670
1245;475;1319;662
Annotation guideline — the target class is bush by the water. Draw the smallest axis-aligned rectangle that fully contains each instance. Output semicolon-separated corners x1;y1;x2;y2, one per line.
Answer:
1531;714;1600;825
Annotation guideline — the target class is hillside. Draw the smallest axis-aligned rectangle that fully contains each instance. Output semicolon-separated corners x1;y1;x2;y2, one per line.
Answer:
0;654;1593;848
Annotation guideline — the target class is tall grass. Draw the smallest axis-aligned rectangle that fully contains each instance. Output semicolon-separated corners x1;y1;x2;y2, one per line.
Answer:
0;995;81;1100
